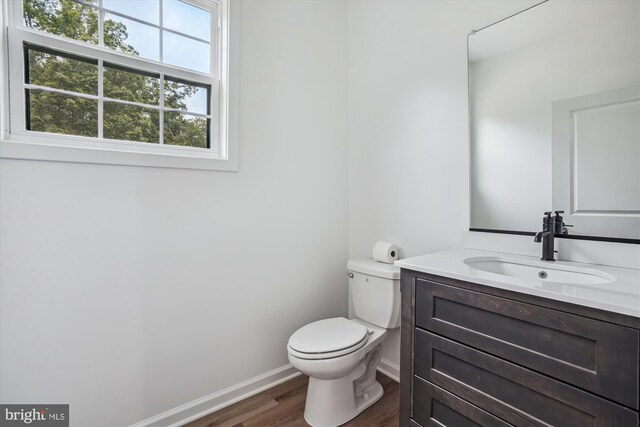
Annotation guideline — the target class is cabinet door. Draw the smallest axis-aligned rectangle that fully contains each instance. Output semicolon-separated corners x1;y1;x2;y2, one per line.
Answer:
413;378;513;427
415;278;639;409
415;330;638;427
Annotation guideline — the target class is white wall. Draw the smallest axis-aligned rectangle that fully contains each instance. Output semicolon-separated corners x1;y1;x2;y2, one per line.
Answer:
346;0;539;367
0;1;348;425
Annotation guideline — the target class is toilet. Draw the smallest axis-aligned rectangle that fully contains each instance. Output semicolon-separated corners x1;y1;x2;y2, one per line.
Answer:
287;259;401;427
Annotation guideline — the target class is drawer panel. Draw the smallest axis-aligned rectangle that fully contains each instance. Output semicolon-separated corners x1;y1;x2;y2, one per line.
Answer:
415;330;638;427
415;278;639;409
413;377;512;427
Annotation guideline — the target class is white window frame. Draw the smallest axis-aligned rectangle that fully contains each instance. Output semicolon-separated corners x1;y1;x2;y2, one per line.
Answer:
0;0;238;171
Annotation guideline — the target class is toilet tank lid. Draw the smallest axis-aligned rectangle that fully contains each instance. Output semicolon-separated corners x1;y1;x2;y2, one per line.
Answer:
347;259;400;279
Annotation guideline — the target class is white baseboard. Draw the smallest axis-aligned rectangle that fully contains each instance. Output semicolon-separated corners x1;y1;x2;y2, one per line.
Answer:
377;358;399;382
129;364;301;427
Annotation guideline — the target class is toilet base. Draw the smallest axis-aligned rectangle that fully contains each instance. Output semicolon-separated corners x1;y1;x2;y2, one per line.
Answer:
303;345;383;427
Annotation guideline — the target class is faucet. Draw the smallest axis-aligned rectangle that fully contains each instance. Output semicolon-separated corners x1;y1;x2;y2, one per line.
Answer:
553;210;573;235
534;211;556;261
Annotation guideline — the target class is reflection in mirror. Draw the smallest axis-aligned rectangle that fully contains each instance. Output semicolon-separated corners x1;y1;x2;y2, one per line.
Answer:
469;0;640;241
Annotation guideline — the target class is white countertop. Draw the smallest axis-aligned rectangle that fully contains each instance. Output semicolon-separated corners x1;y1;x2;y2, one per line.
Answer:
395;248;640;319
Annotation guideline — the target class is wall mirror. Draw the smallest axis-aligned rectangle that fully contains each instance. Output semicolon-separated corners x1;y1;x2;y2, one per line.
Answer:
468;0;640;243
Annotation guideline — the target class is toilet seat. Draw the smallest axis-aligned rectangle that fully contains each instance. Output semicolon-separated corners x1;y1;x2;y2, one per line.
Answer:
288;317;369;360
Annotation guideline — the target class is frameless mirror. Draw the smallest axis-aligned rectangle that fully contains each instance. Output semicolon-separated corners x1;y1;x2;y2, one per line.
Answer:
469;0;640;242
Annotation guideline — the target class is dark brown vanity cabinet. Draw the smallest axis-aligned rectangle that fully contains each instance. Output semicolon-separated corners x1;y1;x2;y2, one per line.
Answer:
399;269;640;427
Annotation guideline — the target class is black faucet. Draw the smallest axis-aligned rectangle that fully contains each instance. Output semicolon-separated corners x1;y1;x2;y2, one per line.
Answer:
534;211;555;261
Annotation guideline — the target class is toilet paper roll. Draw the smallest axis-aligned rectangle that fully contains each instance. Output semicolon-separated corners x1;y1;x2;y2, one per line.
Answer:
372;241;399;264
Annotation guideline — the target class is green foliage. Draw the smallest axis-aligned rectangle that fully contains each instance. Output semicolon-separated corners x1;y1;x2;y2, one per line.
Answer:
29;90;97;137
24;0;99;45
104;65;159;105
29;49;98;94
165;113;207;148
104;102;159;143
23;0;208;147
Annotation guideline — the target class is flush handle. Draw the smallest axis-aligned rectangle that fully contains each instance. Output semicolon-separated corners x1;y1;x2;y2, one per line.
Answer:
347;272;354;278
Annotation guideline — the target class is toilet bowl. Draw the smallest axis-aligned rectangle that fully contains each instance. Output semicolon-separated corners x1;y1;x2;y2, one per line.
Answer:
286;259;400;427
288;317;387;427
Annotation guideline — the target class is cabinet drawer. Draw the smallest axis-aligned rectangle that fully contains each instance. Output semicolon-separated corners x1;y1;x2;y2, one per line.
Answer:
413;377;512;427
415;278;639;409
415;330;638;427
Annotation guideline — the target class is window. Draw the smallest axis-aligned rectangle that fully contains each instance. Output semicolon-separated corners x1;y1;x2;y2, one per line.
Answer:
1;0;235;170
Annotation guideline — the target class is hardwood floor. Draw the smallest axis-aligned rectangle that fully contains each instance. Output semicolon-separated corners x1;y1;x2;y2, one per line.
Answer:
184;372;399;427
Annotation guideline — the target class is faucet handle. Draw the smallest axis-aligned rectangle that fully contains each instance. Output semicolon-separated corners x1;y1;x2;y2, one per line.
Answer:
544;211;552;216
554;210;564;216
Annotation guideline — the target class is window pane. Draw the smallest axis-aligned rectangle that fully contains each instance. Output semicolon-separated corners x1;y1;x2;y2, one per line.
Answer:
104;13;159;61
163;0;211;42
163;31;209;73
28;89;98;137
164;79;209;114
103;0;159;25
27;46;98;95
104;64;159;105
164;112;208;148
104;102;159;143
23;0;99;45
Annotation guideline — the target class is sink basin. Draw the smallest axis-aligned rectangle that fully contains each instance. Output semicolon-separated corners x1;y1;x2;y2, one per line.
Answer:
463;256;615;285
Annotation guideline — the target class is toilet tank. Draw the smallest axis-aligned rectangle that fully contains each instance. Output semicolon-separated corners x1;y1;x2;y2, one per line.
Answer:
347;259;401;329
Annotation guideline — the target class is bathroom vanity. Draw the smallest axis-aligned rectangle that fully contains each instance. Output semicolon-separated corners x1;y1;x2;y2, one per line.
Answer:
397;249;640;427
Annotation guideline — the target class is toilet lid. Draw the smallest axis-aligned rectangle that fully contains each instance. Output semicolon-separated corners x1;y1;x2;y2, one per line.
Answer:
288;317;368;354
